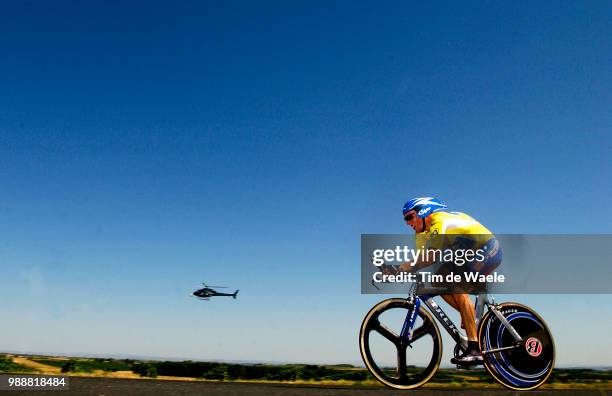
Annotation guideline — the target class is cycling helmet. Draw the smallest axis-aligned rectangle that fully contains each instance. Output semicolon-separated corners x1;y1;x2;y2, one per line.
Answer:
402;197;447;219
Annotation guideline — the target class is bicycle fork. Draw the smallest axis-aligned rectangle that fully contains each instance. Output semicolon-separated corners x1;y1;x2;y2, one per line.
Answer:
400;297;421;342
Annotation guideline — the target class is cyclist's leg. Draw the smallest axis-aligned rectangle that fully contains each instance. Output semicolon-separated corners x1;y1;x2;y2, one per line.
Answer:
436;262;473;330
441;294;459;310
448;293;484;365
441;294;471;330
455;238;503;330
455;293;477;341
436;261;479;342
454;238;504;365
434;263;460;309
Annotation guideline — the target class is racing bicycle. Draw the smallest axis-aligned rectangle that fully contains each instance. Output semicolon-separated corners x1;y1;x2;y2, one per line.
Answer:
359;278;555;390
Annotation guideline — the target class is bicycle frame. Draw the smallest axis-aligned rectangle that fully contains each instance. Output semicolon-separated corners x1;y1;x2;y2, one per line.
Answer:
402;291;523;353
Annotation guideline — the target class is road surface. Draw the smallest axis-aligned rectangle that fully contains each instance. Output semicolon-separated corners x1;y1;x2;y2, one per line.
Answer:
7;377;609;395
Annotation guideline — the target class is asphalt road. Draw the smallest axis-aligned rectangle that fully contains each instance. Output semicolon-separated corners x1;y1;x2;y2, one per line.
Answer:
7;377;609;396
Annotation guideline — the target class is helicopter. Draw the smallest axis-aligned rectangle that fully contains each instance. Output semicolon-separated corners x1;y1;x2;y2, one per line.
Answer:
192;283;239;301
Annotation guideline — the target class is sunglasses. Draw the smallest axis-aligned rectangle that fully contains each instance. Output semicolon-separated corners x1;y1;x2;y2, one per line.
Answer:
404;213;415;221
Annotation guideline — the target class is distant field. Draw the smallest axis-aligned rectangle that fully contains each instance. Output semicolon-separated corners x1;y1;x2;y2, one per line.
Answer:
29;357;131;372
1;354;610;389
0;356;37;373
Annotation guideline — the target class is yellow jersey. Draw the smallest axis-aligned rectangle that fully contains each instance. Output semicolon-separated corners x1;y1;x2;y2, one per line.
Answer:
415;211;493;250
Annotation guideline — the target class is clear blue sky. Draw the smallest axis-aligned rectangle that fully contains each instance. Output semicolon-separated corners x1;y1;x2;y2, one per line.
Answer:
1;1;611;366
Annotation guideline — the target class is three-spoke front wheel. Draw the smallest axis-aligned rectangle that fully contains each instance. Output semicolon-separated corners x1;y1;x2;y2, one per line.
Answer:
359;298;442;389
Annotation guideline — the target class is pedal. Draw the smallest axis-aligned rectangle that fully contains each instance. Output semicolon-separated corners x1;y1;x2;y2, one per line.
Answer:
452;357;483;369
456;363;479;370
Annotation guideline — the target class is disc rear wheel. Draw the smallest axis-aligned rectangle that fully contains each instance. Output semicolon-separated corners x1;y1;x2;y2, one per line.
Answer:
478;303;555;390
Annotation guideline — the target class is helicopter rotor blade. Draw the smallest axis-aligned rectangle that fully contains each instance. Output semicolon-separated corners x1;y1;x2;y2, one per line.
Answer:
201;282;228;288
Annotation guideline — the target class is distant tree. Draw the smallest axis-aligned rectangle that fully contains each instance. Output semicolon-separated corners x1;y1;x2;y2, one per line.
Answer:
225;365;242;380
298;365;329;380
202;366;226;380
143;365;158;378
337;371;367;381
61;360;77;373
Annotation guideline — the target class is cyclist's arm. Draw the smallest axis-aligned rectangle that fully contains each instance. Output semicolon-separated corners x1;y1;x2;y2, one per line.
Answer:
399;225;446;271
397;250;438;272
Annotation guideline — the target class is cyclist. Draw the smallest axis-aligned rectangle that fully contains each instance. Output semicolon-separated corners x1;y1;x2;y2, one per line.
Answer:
393;197;502;366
